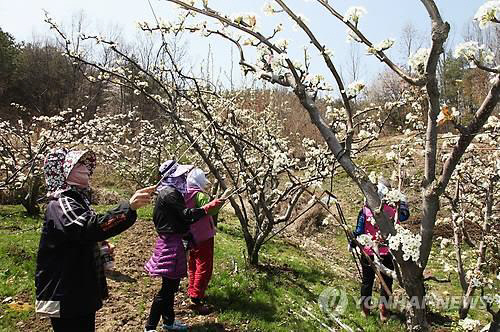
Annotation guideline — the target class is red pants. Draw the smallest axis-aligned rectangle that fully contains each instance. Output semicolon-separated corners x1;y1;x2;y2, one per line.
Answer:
188;237;214;299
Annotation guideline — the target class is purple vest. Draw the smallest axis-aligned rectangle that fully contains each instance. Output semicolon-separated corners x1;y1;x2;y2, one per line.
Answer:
144;234;187;279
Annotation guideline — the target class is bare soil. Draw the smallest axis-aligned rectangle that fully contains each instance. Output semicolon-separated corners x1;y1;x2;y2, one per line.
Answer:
24;219;235;332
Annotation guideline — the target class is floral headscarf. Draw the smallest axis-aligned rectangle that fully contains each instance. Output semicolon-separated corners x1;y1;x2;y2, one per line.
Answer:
43;148;96;196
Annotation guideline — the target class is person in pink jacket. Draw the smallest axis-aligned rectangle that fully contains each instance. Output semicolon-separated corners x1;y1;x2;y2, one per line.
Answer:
351;178;410;322
184;168;221;314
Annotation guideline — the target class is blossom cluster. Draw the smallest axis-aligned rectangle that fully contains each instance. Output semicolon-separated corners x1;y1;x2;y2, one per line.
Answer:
408;48;430;74
388;224;422;263
0;104;85;190
474;0;500;29
343;6;366;25
454;41;495;68
367;38;395;55
457;318;481;331
383;189;407;206
345;81;366;98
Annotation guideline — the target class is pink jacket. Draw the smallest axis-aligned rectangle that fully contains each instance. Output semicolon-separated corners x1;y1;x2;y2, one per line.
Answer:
361;205;396;256
185;190;216;245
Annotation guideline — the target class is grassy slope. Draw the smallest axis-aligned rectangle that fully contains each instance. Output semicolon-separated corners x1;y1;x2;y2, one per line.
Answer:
210;209;408;332
0;206;41;331
0;204;406;331
0;187;497;331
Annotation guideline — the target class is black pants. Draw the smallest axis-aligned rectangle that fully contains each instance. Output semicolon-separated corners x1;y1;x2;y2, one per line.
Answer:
145;277;181;329
51;312;96;332
360;254;394;306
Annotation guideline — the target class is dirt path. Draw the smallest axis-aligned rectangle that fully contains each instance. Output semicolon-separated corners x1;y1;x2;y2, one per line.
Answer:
28;219;230;332
95;219;229;331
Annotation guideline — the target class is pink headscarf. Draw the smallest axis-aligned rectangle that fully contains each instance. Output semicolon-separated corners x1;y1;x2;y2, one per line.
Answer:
67;163;90;189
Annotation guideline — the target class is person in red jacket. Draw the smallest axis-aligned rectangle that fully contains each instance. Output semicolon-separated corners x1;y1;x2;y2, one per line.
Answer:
184;167;222;314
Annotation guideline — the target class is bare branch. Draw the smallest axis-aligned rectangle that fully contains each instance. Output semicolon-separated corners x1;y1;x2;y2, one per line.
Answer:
316;0;426;86
437;75;500;195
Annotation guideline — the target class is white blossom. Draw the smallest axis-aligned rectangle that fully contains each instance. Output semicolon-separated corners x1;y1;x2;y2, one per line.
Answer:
344;6;367;25
275;39;289;51
388;224;421;263
262;2;275;16
357;234;374;248
454;41;495;67
346;81;365;98
322;48;334;58
384;189;406;205
233;13;257;29
367;38;395;54
474;1;500;29
408;48;430;74
385;151;397;161
458;318;481;331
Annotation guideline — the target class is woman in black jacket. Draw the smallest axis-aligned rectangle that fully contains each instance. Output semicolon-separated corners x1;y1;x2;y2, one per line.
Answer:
35;148;153;332
144;160;223;332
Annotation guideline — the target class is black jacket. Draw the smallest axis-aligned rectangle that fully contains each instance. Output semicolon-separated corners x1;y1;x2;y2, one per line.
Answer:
153;186;206;234
35;189;137;318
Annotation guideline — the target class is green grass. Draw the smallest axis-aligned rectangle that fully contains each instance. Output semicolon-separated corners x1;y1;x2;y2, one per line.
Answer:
0;205;42;330
0;204;154;330
208;210;407;331
1;203;496;331
0;203;405;331
93;204;153;220
425;245;499;325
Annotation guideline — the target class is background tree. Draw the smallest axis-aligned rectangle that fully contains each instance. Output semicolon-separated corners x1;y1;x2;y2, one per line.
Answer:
155;1;500;329
436;116;499;326
0;29;20;111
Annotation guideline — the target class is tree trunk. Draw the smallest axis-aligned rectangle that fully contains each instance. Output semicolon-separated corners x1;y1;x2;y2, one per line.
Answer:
459;288;474;320
21;176;41;216
245;237;261;266
248;244;259;266
488;310;499;332
404;279;428;331
460;180;494;319
247;229;270;266
398;259;429;331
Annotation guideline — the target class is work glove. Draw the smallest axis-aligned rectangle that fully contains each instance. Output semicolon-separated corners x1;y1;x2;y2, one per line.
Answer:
202;198;224;215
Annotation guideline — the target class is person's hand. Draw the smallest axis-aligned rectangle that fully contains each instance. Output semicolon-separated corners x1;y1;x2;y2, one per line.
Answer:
129;186;155;210
202;198;225;214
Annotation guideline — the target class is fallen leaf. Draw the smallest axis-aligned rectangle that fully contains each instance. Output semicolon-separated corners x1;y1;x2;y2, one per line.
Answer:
8;302;33;312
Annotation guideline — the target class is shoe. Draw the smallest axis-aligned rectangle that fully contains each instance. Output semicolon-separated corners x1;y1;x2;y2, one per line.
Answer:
360;303;370;317
379;304;390;322
163;320;188;331
144;328;156;332
190;302;211;315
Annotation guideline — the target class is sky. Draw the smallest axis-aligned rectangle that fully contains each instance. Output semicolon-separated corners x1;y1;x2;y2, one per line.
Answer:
0;0;485;87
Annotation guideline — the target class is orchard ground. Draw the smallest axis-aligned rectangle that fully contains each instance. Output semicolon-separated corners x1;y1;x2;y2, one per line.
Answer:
1;145;497;332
